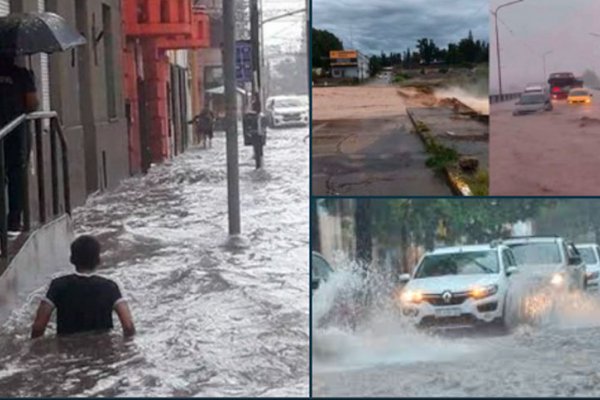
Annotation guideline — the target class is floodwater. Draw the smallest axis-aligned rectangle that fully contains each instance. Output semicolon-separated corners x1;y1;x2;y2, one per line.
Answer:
0;126;309;397
313;264;600;397
491;91;600;195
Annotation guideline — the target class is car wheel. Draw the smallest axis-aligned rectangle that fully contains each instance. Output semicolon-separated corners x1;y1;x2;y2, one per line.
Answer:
502;292;520;332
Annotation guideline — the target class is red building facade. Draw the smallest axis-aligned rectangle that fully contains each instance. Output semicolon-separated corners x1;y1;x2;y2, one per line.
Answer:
122;0;210;173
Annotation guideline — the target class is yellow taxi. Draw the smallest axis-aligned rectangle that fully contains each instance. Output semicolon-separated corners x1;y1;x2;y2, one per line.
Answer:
567;88;593;105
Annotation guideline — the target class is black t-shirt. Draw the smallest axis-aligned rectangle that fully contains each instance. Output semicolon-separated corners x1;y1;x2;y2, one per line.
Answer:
0;63;36;125
43;273;124;335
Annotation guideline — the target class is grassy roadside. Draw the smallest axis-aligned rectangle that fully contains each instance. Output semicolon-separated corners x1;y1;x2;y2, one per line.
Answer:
412;118;489;196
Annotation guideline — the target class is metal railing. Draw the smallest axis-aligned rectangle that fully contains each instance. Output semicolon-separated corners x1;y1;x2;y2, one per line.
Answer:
489;92;521;104
0;111;70;261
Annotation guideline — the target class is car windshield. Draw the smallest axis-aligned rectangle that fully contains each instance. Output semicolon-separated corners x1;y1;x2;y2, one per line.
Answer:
275;99;303;108
570;90;588;96
414;251;499;278
312;254;333;281
578;247;598;265
520;94;545;105
507;242;562;265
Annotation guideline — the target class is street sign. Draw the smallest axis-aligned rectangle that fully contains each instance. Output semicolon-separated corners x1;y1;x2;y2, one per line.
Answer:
236;40;253;84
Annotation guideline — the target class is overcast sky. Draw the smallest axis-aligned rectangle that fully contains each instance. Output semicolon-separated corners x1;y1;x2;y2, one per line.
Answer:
312;0;489;56
490;0;600;94
263;0;305;52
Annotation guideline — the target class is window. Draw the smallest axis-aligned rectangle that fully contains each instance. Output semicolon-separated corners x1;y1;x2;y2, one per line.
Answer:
502;250;515;268
414;251;500;279
508;242;562;265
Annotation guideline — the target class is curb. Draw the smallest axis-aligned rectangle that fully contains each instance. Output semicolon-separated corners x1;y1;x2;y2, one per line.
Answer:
406;109;473;196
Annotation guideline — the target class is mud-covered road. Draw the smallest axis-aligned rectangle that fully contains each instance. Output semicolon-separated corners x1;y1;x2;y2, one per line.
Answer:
491;91;600;195
312;84;453;196
0;127;309;397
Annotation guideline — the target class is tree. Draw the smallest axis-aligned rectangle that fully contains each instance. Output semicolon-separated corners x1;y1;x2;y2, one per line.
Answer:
355;199;372;266
311;199;321;252
312;28;344;70
582;69;600;89
417;38;439;64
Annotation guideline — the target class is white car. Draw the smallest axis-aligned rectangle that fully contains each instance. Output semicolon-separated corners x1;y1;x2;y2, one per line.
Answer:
398;243;519;329
576;243;600;290
503;236;586;292
265;96;309;128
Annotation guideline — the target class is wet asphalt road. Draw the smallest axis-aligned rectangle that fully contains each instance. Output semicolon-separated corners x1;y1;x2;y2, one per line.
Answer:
0;126;309;397
313;284;600;397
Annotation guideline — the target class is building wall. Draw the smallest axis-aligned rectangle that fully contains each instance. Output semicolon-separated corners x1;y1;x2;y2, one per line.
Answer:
1;0;130;230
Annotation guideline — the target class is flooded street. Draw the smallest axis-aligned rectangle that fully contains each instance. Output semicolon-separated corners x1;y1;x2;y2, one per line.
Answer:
490;92;600;195
313;269;600;397
0;127;309;397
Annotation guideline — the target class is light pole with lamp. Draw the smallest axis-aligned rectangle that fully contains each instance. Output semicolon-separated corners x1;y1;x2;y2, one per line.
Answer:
542;50;553;80
492;0;524;96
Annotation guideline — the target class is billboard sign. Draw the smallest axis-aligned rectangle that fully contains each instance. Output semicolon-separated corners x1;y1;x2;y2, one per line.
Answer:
236;40;253;84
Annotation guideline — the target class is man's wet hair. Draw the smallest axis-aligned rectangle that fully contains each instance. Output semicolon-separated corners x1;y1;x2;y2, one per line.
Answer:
70;235;100;272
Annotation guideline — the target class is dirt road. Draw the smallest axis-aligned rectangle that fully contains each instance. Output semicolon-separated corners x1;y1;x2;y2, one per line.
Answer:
312;84;452;196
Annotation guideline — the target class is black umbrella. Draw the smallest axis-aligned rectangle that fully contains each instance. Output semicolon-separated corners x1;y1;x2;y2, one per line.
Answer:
0;12;86;56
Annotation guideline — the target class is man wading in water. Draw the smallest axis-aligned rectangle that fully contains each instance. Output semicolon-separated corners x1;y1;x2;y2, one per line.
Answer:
31;235;136;338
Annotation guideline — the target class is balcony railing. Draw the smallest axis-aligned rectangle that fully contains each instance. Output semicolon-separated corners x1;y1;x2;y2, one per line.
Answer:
0;111;71;266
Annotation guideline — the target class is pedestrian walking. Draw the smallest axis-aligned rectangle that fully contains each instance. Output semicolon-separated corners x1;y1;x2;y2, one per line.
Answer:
31;235;136;338
0;55;38;232
189;107;215;149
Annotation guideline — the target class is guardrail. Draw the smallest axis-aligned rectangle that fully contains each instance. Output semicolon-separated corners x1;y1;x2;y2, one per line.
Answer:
489;92;521;104
0;111;70;261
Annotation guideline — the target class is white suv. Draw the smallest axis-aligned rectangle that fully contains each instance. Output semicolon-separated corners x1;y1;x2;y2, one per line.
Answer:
502;236;586;292
575;243;600;290
398;243;519;329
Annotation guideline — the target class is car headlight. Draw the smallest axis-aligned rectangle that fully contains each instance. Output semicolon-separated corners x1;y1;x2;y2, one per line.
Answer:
470;284;498;299
587;271;599;280
400;289;423;303
551;273;564;286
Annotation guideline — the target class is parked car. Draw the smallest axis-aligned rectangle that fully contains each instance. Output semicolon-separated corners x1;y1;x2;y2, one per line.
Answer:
311;251;334;293
265;96;309;128
513;92;553;116
502;236;586;292
311;252;362;330
397;243;519;330
575;243;600;290
567;88;593;105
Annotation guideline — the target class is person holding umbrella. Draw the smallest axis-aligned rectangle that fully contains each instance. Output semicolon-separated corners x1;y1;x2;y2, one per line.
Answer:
0;12;86;231
0;55;38;231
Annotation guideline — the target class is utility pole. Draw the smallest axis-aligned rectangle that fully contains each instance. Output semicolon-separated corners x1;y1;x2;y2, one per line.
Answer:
542;51;552;80
492;0;524;96
223;0;241;235
306;0;310;90
250;0;261;113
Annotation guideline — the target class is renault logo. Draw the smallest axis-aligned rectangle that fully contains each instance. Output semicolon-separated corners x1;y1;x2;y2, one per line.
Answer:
442;291;452;303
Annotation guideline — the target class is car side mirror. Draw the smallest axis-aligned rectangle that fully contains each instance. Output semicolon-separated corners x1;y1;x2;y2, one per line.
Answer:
311;280;320;290
506;266;519;276
568;256;582;265
399;273;411;283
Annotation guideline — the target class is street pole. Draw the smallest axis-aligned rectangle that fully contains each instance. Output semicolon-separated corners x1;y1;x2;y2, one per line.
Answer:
250;0;261;112
223;0;241;235
306;0;310;92
492;0;524;96
542;51;552;81
494;11;503;96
